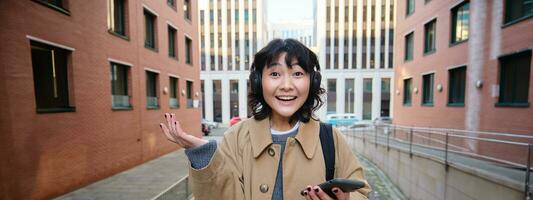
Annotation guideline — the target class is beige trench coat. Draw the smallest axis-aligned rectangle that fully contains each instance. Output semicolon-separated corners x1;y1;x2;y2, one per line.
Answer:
189;118;371;200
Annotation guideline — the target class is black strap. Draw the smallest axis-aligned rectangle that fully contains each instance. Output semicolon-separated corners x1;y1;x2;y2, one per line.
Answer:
319;123;335;181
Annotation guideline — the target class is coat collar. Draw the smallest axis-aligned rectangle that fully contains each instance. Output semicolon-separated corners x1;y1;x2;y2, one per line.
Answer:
250;117;320;159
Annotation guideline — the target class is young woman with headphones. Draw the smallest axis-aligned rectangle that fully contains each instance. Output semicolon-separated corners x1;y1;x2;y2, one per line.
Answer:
160;39;370;200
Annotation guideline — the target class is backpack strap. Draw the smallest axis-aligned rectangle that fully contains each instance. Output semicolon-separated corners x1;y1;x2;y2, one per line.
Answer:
319;123;335;181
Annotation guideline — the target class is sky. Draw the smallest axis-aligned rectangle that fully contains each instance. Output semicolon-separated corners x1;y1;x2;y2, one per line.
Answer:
266;0;314;24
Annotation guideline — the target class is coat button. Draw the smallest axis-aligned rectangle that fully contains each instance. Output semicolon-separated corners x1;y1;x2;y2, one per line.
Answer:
267;148;275;156
259;184;269;193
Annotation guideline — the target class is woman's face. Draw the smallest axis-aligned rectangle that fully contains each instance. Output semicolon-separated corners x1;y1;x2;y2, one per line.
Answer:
262;52;310;120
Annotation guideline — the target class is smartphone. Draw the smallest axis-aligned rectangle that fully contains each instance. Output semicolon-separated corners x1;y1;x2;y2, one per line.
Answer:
301;178;366;199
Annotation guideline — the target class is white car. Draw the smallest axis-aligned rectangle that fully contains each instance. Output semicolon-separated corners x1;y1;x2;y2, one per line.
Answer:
202;119;219;129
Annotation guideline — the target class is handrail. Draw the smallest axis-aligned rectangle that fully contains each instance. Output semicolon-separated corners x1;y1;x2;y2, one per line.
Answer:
343;123;532;199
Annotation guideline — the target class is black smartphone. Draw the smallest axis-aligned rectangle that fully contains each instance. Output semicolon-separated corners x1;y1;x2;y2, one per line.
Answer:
301;178;366;199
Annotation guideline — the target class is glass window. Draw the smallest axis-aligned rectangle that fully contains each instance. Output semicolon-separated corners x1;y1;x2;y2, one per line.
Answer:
504;0;533;24
327;79;337;113
111;62;131;108
144;9;157;49
448;66;466;105
167;0;175;8
169;77;179;108
498;50;531;106
424;19;436;54
108;0;127;36
185;37;193;65
451;1;469;44
380;78;391;117
345;79;354;113
422;73;434;106
184;0;191;20
186;81;194;108
406;0;414;16
30;40;74;112
146;71;159;108
168;26;177;58
404;32;413;61
403;78;412;106
33;0;69;14
363;78;372;120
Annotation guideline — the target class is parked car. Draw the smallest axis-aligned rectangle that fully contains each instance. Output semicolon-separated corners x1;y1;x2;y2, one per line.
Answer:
373;117;393;125
202;119;219;129
201;122;211;136
230;116;241;126
326;113;359;126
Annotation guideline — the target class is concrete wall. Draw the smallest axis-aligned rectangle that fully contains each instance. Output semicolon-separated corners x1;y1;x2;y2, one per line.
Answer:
345;135;524;200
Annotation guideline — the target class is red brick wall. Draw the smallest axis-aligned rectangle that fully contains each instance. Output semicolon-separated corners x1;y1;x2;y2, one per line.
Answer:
0;0;200;199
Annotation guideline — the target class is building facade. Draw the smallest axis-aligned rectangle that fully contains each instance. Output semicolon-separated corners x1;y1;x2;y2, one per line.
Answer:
268;19;316;47
0;0;200;199
316;0;396;120
198;0;267;124
393;0;533;160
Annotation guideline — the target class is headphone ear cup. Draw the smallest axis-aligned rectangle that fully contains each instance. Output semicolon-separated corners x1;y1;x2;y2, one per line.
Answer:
251;71;261;94
311;71;321;92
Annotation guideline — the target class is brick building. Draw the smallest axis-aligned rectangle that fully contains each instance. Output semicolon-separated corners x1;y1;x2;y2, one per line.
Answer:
393;0;533;163
0;0;200;199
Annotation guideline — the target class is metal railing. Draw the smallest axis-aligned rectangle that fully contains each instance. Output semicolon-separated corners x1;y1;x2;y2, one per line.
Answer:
343;123;533;200
151;175;193;200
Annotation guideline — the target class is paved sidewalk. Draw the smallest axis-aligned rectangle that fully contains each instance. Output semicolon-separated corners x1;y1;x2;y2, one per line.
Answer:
54;150;190;200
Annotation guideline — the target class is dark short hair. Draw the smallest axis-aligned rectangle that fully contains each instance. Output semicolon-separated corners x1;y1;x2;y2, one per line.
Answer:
248;38;325;123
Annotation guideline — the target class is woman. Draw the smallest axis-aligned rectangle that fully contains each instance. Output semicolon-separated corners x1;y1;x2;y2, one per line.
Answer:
160;39;370;200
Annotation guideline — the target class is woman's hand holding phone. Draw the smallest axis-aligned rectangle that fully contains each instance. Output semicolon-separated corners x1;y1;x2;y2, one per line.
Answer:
160;113;208;149
301;178;367;200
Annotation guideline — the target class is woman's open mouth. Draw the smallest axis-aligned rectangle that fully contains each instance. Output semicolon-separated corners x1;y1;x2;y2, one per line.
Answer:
275;95;297;101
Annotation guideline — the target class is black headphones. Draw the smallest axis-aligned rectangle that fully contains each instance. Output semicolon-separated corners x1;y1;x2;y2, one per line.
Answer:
249;64;322;97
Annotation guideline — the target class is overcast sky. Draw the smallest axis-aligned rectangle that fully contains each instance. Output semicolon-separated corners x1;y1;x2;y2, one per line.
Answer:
267;0;314;24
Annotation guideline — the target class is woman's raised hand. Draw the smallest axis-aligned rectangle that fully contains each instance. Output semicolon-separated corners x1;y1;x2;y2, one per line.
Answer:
160;113;208;149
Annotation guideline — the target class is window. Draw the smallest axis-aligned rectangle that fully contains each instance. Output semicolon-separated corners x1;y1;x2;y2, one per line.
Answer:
403;78;412;106
32;0;69;15
169;77;179;108
504;0;533;24
168;26;177;58
404;32;413;61
108;0;127;37
363;78;372;120
185;36;193;65
144;9;157;49
167;0;175;8
146;71;159;108
422;73;434;106
184;0;191;20
110;62;131;109
497;50;531;106
406;0;414;16
448;66;466;106
186;81;194;108
451;1;469;44
30;40;74;113
327;79;336;113
424;19;436;54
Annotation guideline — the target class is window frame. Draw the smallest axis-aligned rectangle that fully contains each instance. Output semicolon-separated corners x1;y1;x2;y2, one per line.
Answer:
184;0;192;22
144;9;158;51
186;80;194;108
185;36;193;65
503;0;533;27
404;32;414;62
450;1;470;45
169;76;180;109
110;62;132;110
32;0;70;15
406;0;415;17
107;0;128;40
496;49;532;107
29;39;75;113
403;78;412;106
422;73;434;106
447;66;467;106
168;25;177;59
424;19;437;55
146;70;160;109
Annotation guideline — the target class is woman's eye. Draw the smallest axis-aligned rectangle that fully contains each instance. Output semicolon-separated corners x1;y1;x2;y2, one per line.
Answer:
269;72;280;77
294;72;304;77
